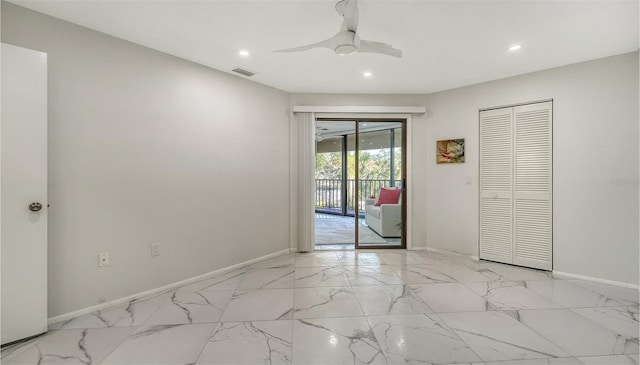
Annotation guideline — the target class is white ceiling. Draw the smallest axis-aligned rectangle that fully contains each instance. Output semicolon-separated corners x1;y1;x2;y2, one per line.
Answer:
9;0;639;94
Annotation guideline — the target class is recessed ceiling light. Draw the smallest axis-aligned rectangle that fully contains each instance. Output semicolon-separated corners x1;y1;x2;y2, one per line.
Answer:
239;50;250;57
363;71;373;77
508;44;522;52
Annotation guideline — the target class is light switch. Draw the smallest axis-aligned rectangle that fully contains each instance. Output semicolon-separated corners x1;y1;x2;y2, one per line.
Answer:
464;176;472;185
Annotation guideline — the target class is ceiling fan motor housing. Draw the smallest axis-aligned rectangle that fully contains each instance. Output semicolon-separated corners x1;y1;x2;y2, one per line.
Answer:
334;31;360;56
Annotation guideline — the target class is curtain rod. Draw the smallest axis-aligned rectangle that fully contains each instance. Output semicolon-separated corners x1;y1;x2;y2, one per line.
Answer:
292;105;426;114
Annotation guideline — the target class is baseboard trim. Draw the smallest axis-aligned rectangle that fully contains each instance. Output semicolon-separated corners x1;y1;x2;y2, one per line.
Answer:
552;271;639;290
47;248;292;325
426;247;479;261
425;248;637;289
407;246;427;251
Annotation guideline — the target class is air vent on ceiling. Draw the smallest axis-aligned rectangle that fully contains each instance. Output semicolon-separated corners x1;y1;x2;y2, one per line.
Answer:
232;68;255;77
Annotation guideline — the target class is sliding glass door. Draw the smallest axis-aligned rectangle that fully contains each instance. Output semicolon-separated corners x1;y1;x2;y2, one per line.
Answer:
314;118;406;249
356;121;404;248
314;120;356;247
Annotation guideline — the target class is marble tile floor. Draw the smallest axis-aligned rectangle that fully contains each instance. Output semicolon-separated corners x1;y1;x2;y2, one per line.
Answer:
2;249;638;365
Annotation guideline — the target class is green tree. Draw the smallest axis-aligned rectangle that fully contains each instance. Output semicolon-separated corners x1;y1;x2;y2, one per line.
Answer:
315;152;342;179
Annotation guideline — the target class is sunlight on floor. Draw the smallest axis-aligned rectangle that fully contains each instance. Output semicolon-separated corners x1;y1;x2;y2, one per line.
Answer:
314;213;401;250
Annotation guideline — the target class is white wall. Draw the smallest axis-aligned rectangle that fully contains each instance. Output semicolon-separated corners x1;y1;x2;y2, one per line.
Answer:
292;52;639;285
2;2;291;317
425;52;639;285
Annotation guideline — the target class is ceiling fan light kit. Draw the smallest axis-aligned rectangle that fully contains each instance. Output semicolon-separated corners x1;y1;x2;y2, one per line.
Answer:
276;0;402;58
336;44;358;56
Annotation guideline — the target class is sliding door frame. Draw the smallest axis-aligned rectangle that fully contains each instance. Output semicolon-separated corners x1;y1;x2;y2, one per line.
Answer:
316;116;408;250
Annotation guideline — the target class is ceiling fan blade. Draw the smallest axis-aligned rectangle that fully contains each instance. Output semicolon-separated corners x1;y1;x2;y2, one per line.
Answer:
358;40;403;58
274;35;340;53
336;0;359;32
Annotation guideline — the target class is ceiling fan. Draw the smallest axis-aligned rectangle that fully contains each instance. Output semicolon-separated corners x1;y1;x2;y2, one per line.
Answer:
275;0;402;58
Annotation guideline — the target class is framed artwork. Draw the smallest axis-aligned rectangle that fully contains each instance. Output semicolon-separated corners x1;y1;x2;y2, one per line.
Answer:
437;138;465;164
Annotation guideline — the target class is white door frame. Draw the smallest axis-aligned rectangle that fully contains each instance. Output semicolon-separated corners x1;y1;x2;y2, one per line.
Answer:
316;113;414;250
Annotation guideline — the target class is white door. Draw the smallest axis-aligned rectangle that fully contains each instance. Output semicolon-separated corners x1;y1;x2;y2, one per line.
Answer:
1;43;48;345
513;102;553;270
479;107;514;264
479;102;553;271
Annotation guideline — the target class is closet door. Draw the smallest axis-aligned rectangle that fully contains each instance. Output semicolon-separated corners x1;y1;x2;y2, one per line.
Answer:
479;107;513;264
513;102;552;270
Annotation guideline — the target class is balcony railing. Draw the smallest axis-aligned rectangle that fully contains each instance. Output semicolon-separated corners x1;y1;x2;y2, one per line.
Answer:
315;178;396;214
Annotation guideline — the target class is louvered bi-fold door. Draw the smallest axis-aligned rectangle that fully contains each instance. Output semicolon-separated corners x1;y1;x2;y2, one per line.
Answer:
479;102;552;270
513;102;552;270
479;108;514;264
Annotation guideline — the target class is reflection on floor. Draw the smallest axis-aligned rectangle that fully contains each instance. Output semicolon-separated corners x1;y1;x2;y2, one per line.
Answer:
314;213;400;248
3;249;638;365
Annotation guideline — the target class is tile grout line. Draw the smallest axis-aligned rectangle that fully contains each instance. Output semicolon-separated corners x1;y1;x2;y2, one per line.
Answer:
93;326;140;364
191;322;221;365
427;310;487;363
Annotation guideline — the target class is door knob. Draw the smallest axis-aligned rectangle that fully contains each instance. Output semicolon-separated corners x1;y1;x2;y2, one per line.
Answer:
28;202;43;212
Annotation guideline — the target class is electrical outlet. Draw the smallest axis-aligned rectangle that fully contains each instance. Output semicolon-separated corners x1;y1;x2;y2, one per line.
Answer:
98;297;107;303
464;176;472;185
151;242;160;257
99;252;110;267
